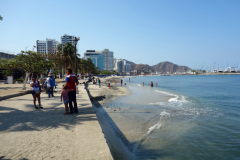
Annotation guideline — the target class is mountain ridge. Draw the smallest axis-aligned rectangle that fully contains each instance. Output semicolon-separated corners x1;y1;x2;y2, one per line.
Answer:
125;60;191;73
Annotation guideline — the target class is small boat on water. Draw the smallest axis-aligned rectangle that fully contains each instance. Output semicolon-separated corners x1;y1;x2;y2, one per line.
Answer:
219;68;223;73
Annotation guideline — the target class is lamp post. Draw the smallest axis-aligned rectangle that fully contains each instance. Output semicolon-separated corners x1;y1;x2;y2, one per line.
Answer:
73;37;80;76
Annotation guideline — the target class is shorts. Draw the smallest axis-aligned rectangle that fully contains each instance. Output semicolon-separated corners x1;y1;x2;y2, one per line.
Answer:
31;90;36;95
63;99;69;104
32;90;40;95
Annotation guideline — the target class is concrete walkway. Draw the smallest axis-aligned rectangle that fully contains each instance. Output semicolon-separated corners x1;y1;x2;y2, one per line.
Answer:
0;78;65;100
0;83;112;160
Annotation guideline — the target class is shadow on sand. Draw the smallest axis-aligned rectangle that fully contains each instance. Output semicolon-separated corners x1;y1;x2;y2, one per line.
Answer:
0;94;97;133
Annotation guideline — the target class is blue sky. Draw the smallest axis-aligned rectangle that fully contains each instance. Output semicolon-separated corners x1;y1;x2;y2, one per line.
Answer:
0;0;240;69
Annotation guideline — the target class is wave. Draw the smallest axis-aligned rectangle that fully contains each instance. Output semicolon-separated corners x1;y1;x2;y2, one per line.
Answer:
133;110;171;152
147;110;170;134
137;84;141;87
154;89;188;104
154;90;177;97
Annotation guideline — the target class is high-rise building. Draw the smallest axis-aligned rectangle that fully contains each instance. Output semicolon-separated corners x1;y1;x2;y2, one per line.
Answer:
61;34;75;46
36;39;59;54
117;60;123;73
114;58;123;73
102;49;114;71
84;50;104;71
114;58;131;74
83;49;114;71
122;59;131;73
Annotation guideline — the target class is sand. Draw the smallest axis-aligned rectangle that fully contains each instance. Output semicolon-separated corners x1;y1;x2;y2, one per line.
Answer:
0;83;112;160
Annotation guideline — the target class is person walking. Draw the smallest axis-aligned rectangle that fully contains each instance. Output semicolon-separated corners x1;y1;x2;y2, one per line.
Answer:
46;74;56;97
98;78;101;88
65;68;79;114
46;75;51;97
50;75;56;96
30;77;42;109
107;80;110;88
121;79;123;86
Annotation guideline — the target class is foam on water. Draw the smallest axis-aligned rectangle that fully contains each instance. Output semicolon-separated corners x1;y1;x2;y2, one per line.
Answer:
147;110;170;134
154;90;177;97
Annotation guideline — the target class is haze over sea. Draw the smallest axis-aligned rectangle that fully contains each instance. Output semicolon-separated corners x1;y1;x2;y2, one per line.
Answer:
109;75;240;159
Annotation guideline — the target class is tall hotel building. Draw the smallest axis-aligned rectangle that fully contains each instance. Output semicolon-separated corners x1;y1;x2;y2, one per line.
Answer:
61;34;75;46
113;58;131;73
102;49;114;71
84;50;104;70
83;49;114;71
36;39;59;54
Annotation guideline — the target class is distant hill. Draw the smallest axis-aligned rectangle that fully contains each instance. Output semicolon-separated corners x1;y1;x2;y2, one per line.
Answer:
125;60;191;73
151;61;191;73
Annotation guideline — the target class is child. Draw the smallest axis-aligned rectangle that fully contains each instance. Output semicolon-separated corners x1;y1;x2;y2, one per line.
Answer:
61;85;70;115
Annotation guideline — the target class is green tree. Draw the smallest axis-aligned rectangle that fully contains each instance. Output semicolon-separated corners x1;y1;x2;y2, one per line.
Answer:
112;70;118;75
100;70;112;75
86;58;95;73
16;51;54;89
0;58;18;76
202;70;206;73
191;70;196;74
92;67;101;75
0;15;2;20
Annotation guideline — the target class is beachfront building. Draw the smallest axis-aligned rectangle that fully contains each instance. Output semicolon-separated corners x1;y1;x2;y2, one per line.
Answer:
122;59;131;75
102;49;114;71
114;58;123;73
61;34;75;46
122;59;131;73
84;50;104;70
113;58;131;74
0;51;17;59
36;39;59;54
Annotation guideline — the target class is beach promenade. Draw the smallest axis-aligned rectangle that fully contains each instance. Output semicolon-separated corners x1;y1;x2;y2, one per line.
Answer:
0;81;113;159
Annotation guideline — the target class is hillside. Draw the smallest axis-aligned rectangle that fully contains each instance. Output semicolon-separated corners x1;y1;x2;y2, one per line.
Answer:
125;60;191;73
151;61;191;73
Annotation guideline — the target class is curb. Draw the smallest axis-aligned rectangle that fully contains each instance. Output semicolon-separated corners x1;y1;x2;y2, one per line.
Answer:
0;90;31;101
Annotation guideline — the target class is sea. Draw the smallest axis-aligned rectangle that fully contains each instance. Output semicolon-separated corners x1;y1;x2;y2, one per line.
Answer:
106;75;240;160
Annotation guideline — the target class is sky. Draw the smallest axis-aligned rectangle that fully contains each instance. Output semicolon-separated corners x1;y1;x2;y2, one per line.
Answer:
0;0;240;70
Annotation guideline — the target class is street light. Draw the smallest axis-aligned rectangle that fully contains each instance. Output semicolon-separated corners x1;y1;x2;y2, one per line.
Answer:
73;37;80;76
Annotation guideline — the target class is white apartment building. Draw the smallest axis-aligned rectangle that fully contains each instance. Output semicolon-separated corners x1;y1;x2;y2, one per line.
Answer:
61;34;75;46
102;49;114;71
36;39;59;54
114;58;131;73
114;58;123;73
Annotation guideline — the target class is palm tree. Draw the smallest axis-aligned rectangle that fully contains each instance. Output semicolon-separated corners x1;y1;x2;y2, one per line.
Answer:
62;42;81;73
86;58;95;74
0;15;2;21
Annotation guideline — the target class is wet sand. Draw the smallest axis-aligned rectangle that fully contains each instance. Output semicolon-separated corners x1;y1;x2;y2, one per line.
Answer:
87;76;174;158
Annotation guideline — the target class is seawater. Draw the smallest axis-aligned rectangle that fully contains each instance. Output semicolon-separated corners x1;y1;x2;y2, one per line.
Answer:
108;75;240;160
